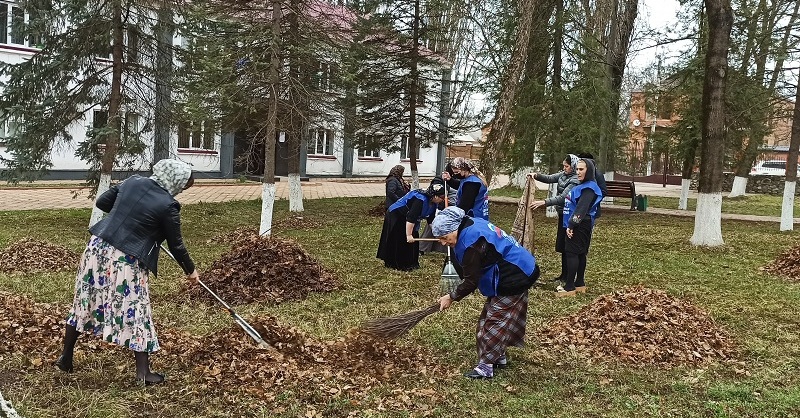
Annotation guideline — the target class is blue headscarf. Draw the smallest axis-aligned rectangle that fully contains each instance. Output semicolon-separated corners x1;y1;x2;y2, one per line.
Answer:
432;207;466;237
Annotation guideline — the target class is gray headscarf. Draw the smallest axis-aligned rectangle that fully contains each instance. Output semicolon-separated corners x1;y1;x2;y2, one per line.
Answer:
432;206;466;237
150;159;193;196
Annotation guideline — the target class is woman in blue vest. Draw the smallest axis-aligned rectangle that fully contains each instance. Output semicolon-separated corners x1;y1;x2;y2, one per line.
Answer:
557;158;603;297
376;178;447;271
441;157;489;220
527;154;579;283
432;207;539;379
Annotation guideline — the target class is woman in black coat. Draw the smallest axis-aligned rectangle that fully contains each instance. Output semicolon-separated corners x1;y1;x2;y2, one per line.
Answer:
55;159;198;386
385;165;410;206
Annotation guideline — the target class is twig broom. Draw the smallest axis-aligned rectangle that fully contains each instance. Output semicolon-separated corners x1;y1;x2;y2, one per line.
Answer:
358;303;440;339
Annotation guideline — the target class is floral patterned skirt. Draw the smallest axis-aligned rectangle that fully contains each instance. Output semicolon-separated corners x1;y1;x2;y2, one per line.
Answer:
66;235;159;353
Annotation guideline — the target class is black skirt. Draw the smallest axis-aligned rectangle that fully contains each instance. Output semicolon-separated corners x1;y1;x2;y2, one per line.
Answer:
564;218;593;255
555;211;566;253
376;210;420;271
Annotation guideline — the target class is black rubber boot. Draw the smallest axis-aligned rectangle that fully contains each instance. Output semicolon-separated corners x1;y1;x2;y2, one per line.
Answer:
134;351;165;386
55;324;79;373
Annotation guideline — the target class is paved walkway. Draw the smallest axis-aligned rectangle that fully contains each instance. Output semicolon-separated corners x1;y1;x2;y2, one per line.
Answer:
0;178;795;223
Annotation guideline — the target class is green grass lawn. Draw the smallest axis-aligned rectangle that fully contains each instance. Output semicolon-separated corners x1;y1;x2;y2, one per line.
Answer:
2;198;800;417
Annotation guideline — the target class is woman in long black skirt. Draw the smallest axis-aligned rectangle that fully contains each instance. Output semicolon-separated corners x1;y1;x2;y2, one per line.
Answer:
377;179;446;271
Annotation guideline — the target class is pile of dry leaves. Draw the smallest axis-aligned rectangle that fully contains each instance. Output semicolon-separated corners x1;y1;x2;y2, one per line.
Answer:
0;238;80;273
367;201;386;217
762;243;800;280
0;291;445;413
188;234;339;304
538;286;737;367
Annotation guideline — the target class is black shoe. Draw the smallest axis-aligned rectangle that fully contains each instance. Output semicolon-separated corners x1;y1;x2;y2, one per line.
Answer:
54;355;73;373
464;369;492;379
136;372;165;386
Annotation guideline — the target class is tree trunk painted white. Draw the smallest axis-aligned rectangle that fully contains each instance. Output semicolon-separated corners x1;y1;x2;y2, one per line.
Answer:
288;173;304;212
411;170;420;190
259;183;276;236
0;389;24;418
603;171;615;206
728;176;747;197
780;180;795;231
690;192;724;246
545;183;557;218
88;173;112;227
679;178;691;210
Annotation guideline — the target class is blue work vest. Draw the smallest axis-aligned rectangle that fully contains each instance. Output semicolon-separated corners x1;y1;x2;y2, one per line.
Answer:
388;190;437;222
562;181;603;228
454;217;537;297
457;175;489;220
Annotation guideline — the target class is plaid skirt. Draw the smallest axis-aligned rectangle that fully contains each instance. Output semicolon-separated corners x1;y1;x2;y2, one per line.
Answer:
476;292;529;364
66;235;159;353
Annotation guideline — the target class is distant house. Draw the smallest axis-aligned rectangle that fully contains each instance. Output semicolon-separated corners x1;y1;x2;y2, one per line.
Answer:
627;90;795;175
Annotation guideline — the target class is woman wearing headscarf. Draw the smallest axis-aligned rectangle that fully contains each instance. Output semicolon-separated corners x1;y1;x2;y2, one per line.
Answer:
419;162;460;255
433;207;539;379
55;159;198;386
377;178;447;271
441;157;489;220
385;164;410;207
527;154;580;282
557;158;603;297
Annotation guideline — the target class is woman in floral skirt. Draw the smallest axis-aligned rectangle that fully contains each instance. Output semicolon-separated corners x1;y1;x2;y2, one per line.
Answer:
55;159;199;386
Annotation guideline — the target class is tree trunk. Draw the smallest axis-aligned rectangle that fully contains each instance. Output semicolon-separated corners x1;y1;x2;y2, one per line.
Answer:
599;0;637;171
481;0;538;185
153;3;173;164
287;0;304;213
690;0;733;247
781;79;800;231
260;0;282;236
90;0;124;227
408;0;421;190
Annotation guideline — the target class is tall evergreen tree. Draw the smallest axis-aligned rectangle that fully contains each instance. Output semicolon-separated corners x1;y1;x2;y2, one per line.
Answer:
0;0;178;226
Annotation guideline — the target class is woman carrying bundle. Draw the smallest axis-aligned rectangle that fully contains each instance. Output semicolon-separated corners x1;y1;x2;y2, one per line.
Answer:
377;179;447;271
441;157;489;220
557;158;603;297
433;207;540;379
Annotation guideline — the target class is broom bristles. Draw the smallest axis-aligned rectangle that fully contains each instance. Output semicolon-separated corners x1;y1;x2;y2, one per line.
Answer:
358;303;440;339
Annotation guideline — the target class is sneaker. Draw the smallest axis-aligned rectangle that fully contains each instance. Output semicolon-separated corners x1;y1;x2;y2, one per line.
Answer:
464;363;493;379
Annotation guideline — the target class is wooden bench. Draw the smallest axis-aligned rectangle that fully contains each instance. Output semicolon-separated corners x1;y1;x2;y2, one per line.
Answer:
604;180;637;210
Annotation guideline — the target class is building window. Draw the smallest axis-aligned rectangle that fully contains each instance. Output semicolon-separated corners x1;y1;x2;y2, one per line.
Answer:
178;120;215;150
93;110;108;129
400;135;420;160
0;115;18;145
308;128;333;155
126;26;140;64
0;3;29;46
311;60;336;92
357;134;380;158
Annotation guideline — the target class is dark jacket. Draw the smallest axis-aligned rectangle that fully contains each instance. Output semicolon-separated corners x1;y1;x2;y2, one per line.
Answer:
385;177;407;206
88;175;195;276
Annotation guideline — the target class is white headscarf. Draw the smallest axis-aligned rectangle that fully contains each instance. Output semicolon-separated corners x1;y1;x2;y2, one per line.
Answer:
150;159;193;196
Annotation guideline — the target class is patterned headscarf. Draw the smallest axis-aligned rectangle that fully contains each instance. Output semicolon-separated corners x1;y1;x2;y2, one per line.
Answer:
432;207;466;237
386;164;405;182
451;157;475;172
150;159;193;196
565;154;579;173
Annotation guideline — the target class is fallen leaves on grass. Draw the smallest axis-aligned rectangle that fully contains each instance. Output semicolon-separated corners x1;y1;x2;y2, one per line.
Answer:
367;202;386;217
762;243;800;280
0;291;446;415
0;238;80;273
188;234;339;305
538;286;737;367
